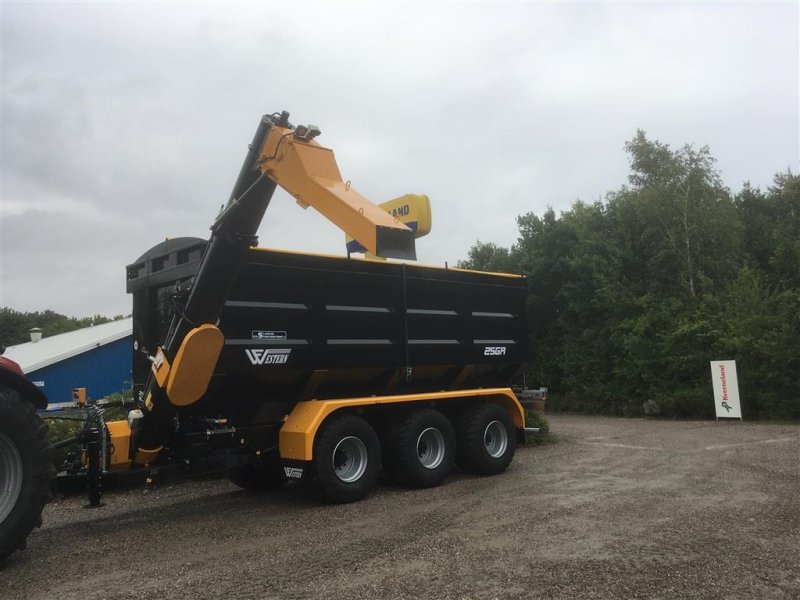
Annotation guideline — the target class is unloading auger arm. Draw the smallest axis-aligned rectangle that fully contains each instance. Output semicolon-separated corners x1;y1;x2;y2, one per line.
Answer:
137;111;416;450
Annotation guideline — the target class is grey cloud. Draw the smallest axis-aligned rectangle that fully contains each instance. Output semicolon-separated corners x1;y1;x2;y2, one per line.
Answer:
1;2;797;316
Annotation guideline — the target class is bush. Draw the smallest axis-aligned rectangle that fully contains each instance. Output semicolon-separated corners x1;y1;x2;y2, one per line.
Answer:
524;409;551;444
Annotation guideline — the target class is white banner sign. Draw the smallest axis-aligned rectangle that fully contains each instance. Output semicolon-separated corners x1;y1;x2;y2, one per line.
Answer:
710;360;742;419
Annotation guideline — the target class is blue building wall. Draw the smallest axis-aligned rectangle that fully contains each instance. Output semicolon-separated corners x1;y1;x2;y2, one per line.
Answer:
27;336;132;405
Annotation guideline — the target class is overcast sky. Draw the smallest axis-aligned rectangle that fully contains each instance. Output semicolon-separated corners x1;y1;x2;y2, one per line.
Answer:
1;1;798;318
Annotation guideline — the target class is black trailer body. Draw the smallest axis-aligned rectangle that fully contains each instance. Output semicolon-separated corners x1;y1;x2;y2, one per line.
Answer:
127;238;529;426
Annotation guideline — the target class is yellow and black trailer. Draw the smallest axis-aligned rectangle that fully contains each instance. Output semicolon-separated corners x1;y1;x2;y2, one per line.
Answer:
115;111;533;503
124;238;530;502
62;111;532;504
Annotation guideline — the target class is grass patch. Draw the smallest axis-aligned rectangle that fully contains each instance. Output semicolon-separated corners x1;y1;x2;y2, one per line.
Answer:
524;409;553;445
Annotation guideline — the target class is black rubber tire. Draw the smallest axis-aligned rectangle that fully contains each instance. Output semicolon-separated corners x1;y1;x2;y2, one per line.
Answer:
309;414;380;504
0;388;54;565
228;454;286;492
453;402;515;476
382;408;455;488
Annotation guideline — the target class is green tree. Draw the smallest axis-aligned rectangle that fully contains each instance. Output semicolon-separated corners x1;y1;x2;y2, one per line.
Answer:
622;130;742;298
0;308;126;347
460;131;798;420
456;241;514;273
735;172;800;291
713;268;800;419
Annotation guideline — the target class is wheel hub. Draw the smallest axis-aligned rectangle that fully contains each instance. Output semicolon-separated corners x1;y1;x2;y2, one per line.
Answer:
332;436;368;483
483;420;508;458
416;427;446;469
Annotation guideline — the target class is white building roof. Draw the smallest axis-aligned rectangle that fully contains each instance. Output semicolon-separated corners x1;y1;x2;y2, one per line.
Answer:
4;318;133;374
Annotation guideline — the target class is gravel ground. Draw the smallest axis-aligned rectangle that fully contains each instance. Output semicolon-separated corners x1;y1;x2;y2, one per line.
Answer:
2;414;798;600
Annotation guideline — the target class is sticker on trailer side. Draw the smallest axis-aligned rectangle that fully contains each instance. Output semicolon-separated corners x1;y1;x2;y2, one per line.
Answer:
252;330;287;341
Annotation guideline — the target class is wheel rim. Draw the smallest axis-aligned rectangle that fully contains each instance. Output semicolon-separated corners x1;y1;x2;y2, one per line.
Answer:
0;430;23;524
483;420;508;458
332;436;368;483
416;427;446;470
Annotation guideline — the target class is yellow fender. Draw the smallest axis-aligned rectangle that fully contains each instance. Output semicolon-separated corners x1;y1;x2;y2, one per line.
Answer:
151;324;225;407
279;388;524;461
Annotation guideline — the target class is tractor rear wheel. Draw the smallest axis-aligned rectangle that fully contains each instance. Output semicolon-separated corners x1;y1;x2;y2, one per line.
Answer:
0;388;54;565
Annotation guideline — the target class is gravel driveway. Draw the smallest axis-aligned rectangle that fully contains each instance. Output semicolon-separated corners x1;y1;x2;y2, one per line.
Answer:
2;414;798;599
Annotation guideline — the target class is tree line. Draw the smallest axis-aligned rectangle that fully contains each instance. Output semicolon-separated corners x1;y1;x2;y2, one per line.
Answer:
459;131;799;420
0;309;128;348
